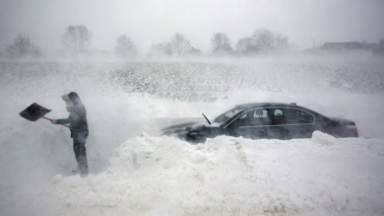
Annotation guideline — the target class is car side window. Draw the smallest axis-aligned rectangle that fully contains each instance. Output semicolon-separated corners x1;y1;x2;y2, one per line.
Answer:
298;111;314;123
239;113;247;119
250;109;270;125
227;112;248;128
229;109;269;128
214;107;243;123
273;109;286;124
274;109;283;116
273;108;314;125
253;109;268;118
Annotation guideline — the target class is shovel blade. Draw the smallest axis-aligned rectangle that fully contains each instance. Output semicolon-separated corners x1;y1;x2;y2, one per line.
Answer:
19;103;51;121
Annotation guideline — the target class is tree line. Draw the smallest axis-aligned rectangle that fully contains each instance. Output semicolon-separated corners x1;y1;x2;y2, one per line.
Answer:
1;25;292;59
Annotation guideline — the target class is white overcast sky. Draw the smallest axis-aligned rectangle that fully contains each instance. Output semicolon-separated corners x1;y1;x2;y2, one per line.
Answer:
0;0;383;55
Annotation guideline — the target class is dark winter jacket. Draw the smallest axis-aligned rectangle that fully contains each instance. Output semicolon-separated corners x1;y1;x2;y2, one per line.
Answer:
57;92;89;139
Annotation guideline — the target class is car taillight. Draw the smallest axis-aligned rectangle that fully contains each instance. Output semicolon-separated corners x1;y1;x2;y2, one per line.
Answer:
347;126;358;136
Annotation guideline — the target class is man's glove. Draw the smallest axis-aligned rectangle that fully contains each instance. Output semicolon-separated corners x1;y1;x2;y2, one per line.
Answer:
51;119;58;124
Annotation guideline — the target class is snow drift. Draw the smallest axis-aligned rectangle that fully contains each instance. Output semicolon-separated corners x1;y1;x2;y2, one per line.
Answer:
1;56;384;215
28;132;384;216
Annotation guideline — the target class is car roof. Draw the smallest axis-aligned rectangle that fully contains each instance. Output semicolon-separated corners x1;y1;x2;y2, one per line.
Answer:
234;102;323;117
235;102;298;109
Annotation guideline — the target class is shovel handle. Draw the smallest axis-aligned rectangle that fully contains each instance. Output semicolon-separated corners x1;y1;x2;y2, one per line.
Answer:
42;117;70;128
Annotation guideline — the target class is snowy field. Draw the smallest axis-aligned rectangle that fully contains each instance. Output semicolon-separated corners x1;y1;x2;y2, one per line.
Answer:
0;55;384;215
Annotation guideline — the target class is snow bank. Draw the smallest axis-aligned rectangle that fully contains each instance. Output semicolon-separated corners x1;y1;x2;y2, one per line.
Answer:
38;132;384;216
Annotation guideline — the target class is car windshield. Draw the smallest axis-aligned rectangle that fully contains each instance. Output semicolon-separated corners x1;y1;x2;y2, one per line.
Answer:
213;107;244;123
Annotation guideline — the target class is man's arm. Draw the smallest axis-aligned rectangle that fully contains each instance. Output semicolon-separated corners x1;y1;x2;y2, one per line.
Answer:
56;118;70;124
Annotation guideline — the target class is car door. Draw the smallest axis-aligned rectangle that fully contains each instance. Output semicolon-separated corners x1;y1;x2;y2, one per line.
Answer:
269;108;315;139
225;109;270;139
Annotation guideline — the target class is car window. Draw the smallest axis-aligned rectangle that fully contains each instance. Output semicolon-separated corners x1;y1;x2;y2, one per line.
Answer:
253;109;268;118
229;112;249;127
229;109;270;128
274;109;283;116
250;109;270;125
272;108;314;125
239;113;247;119
299;111;314;123
214;107;244;123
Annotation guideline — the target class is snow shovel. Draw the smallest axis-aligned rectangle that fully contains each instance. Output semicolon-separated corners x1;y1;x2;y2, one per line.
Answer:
19;103;69;128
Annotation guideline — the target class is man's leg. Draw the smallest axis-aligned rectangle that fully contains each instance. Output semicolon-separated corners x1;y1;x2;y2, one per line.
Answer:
73;137;89;176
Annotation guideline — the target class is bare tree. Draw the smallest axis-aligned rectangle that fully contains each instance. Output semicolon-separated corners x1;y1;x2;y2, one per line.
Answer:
253;29;274;50
61;25;91;55
115;35;138;58
252;29;290;52
211;33;233;55
274;34;290;50
236;37;253;52
170;33;191;56
5;34;42;58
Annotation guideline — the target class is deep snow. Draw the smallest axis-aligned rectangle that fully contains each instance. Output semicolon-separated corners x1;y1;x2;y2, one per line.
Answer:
0;55;384;215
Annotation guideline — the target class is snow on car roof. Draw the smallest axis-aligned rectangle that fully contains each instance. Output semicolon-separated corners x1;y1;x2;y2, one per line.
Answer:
235;102;297;108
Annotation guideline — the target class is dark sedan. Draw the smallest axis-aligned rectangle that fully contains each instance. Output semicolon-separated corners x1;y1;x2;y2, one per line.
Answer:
161;102;358;143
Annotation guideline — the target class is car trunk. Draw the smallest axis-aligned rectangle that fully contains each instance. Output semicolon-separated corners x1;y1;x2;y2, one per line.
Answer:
328;117;358;137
